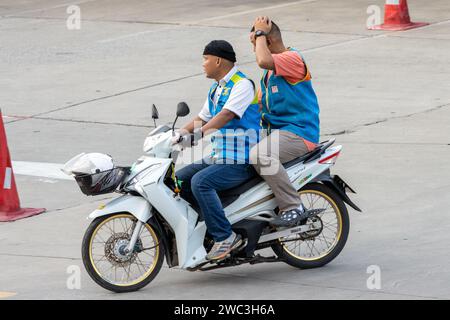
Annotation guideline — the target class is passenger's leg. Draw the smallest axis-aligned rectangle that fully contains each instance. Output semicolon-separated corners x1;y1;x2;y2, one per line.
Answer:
250;130;312;226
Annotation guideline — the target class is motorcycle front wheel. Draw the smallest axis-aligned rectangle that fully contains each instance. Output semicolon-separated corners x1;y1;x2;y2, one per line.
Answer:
81;213;164;293
271;182;350;269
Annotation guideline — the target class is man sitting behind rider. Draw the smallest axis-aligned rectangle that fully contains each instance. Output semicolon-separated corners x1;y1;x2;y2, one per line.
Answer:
249;17;321;227
174;40;260;261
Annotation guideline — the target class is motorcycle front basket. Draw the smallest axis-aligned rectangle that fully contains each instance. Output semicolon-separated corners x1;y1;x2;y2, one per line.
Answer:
74;167;130;196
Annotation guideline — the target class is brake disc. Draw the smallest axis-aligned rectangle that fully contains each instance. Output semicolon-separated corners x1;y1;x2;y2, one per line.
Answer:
104;232;142;267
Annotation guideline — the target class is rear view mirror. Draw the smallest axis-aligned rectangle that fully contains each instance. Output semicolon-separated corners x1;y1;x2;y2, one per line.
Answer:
176;102;190;117
152;104;159;119
152;104;159;127
172;102;190;132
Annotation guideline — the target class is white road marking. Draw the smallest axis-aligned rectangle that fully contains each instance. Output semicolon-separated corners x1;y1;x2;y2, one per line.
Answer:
38;179;59;184
3;0;98;18
98;0;319;44
12;161;73;181
192;0;319;23
2;115;31;120
98;26;174;44
400;18;450;33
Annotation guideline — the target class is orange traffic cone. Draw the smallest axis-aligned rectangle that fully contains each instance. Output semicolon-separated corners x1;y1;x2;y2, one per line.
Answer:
0;109;45;222
369;0;428;31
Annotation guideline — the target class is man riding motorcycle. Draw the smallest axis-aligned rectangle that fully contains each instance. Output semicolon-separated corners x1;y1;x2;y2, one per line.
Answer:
173;40;260;261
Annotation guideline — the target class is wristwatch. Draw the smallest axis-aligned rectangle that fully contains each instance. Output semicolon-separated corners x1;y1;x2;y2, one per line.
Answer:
254;30;267;38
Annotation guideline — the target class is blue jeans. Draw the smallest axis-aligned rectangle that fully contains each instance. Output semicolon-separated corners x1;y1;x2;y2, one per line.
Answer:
176;158;255;242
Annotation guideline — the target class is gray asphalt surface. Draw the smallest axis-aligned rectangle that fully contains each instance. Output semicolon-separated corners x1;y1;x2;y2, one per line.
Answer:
1;0;449;299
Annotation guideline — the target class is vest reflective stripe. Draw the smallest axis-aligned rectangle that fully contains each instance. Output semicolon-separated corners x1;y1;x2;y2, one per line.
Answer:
208;71;260;163
260;48;320;143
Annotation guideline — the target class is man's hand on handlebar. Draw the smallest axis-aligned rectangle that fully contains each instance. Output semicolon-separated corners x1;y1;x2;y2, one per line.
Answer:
171;129;203;147
171;131;184;145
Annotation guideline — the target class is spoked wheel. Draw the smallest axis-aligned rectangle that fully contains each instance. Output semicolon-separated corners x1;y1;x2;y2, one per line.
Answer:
82;213;164;293
272;183;350;269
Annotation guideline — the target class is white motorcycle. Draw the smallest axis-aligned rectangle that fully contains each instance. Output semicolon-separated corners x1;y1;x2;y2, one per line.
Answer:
63;102;361;293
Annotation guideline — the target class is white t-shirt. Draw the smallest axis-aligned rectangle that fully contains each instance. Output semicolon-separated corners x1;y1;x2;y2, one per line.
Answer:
198;66;255;121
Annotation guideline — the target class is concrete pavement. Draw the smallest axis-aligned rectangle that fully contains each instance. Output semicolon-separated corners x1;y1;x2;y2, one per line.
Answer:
1;0;449;299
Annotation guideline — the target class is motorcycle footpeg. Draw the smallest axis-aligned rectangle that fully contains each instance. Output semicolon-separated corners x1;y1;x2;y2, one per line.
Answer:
234;239;248;252
307;208;326;218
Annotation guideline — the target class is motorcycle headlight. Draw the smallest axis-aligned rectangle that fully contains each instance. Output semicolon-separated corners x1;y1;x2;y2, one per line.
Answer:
124;163;161;190
143;134;163;153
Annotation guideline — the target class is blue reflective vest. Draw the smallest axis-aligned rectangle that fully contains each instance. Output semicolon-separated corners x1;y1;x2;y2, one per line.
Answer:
260;48;320;143
208;71;260;164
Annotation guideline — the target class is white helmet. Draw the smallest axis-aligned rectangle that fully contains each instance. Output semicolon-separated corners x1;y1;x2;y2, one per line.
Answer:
62;153;114;176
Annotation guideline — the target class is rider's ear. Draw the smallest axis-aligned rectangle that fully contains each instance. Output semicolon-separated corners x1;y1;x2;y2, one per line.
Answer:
216;57;221;66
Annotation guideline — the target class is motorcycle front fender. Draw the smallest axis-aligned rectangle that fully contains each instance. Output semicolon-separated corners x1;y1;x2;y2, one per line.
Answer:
89;194;153;222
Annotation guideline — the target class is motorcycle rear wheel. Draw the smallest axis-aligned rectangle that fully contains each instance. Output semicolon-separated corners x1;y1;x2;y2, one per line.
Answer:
271;183;350;269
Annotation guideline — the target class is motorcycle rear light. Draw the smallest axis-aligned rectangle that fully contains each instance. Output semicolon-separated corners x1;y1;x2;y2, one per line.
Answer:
319;151;341;164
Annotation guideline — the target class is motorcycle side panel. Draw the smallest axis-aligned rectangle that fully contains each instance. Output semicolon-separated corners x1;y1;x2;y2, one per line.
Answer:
139;165;201;267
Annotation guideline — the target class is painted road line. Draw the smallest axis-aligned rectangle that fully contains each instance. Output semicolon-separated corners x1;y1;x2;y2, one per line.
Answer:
98;0;320;43
98;26;175;44
0;292;17;299
193;0;319;23
2;114;32;120
3;0;97;18
12;161;73;181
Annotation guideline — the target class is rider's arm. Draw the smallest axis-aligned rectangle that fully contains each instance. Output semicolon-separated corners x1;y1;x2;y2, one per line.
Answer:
180;98;210;135
201;78;255;136
201;109;236;133
256;43;307;82
255;36;275;70
180;116;206;135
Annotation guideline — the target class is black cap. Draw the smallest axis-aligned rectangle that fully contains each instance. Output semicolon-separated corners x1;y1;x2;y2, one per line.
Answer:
203;40;236;63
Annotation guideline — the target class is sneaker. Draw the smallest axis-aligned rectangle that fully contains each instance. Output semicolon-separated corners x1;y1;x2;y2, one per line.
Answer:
205;232;242;261
271;204;311;228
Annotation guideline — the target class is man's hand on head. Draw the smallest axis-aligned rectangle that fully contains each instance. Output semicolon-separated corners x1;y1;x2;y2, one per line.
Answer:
253;16;272;34
252;16;275;70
